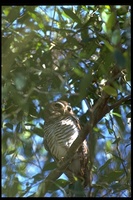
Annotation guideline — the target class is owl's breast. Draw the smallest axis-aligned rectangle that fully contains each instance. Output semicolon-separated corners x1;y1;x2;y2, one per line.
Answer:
44;116;79;160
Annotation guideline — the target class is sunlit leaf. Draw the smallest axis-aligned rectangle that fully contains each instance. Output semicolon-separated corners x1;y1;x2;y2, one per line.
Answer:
101;10;110;23
3;7;11;16
19;131;31;140
105;140;112;151
112;112;121;118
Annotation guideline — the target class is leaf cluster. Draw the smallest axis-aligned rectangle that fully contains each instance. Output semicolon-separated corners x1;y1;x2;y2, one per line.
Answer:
2;5;131;197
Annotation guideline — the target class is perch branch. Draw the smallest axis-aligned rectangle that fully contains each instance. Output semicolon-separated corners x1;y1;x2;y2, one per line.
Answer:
38;93;130;196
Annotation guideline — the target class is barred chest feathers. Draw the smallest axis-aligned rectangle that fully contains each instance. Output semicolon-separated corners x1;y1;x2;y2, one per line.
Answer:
44;116;79;160
44;100;90;187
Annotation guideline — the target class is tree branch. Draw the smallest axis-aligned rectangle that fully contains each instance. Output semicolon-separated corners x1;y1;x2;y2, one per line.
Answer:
38;94;131;196
110;95;131;110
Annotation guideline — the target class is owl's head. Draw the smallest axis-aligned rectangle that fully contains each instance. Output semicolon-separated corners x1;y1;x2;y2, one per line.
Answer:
44;100;75;122
49;100;74;116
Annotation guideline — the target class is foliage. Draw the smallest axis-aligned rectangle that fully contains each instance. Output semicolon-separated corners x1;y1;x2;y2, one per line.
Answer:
2;5;131;197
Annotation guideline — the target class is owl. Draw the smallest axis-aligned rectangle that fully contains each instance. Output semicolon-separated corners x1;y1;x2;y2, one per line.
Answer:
44;100;89;187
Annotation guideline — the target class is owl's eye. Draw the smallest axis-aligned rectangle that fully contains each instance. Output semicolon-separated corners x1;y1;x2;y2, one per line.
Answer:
67;106;72;112
54;102;63;109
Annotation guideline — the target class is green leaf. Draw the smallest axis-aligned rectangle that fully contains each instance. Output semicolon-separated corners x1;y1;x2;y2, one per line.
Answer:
112;137;121;144
69;180;85;197
99;158;112;172
111;112;121;118
19;131;31;140
79;73;92;99
3;7;11;16
6;149;16;155
113;49;126;68
73;68;84;77
117;6;129;15
1;5;131;198
103;85;117;97
99;36;114;52
126;112;131;118
44;161;57;171
111;30;121;45
61;7;81;24
101;10;110;23
15;122;22;133
106;12;116;30
55;179;69;188
111;182;128;191
105;140;112;151
47;178;70;191
103;170;124;183
113;112;125;132
112;153;124;162
4;122;13;130
33;127;44;137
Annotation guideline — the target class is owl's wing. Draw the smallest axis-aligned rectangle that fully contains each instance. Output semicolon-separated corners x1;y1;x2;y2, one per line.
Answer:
74;117;90;187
